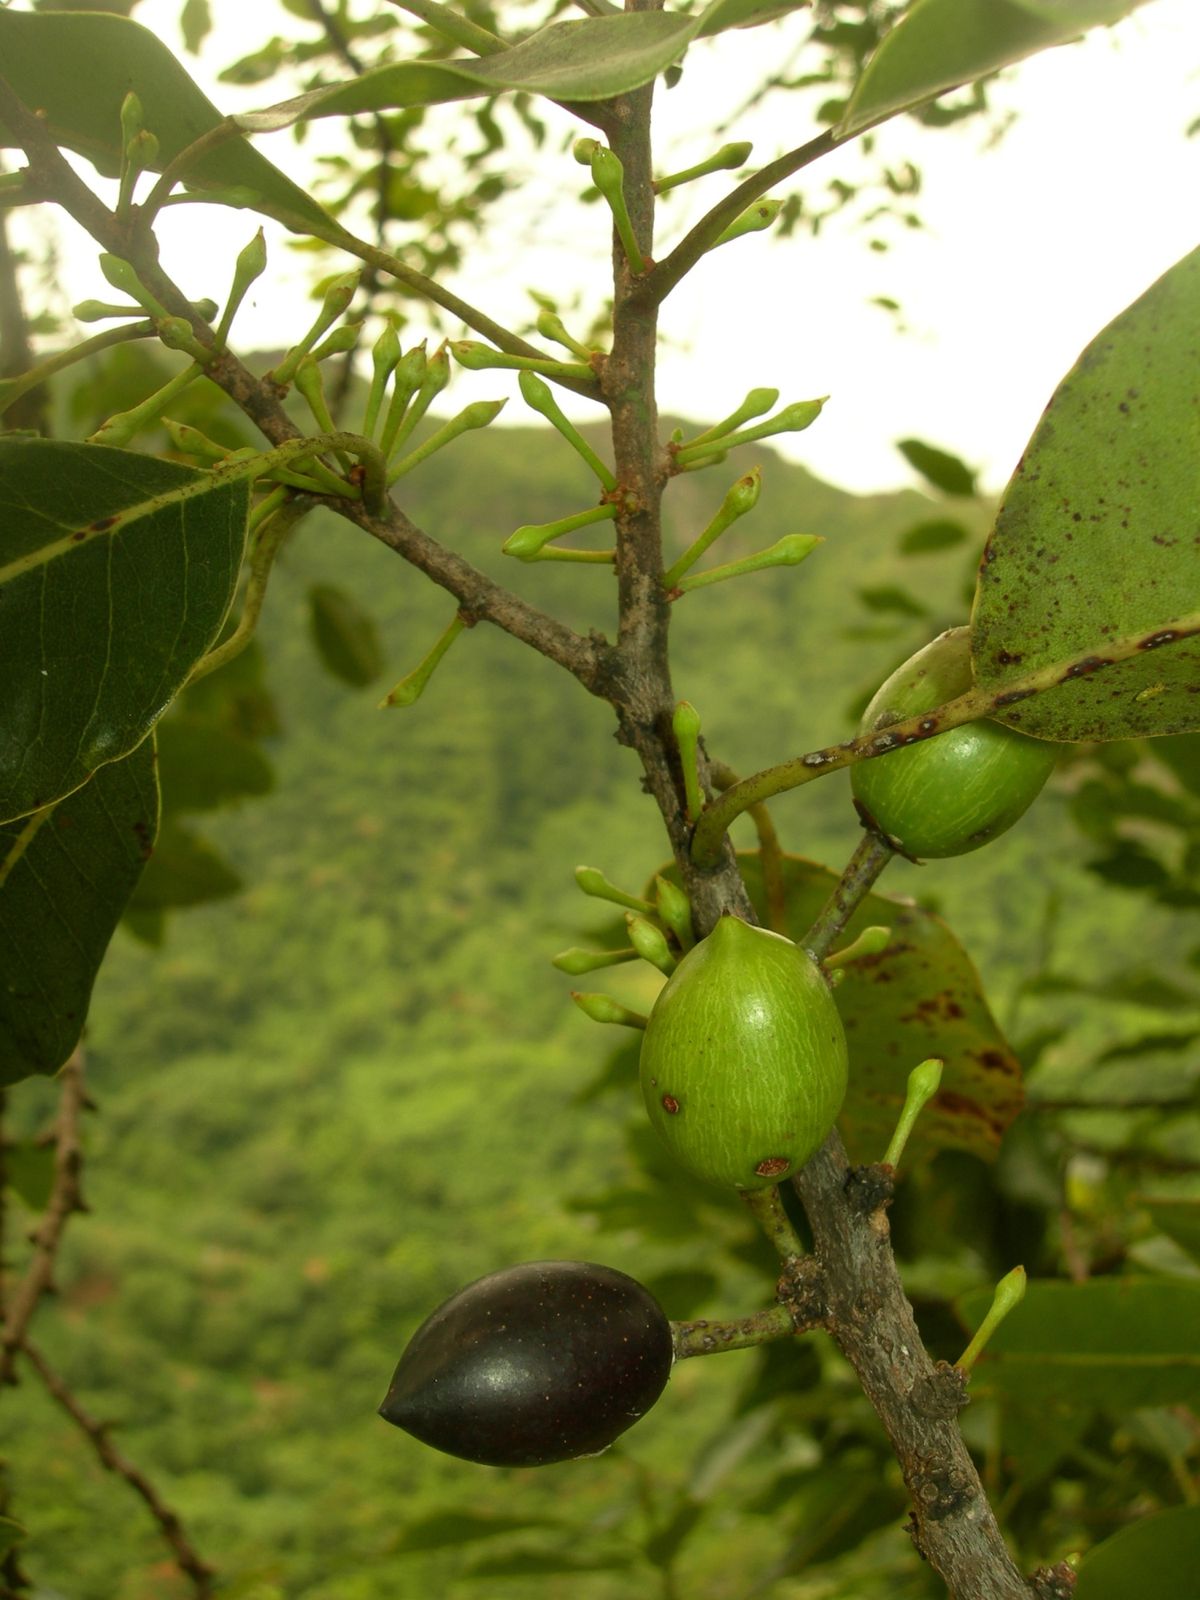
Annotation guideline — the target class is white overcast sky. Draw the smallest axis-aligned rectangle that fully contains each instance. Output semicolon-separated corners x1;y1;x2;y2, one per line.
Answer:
42;0;1200;494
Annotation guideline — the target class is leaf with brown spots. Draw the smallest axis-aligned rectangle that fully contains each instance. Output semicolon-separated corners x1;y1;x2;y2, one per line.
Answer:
972;247;1200;741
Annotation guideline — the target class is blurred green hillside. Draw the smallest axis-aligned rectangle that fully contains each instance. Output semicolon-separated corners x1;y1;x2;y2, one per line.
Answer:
5;418;1194;1600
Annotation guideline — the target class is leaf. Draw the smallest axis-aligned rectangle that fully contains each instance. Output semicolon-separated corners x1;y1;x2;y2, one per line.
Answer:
180;0;212;55
899;519;970;555
0;439;249;824
307;584;385;688
1075;1507;1200;1599
1139;1198;1200;1266
0;10;330;228
661;852;1023;1163
125;820;242;912
838;0;1147;139
972;248;1200;741
955;1279;1200;1411
1149;733;1200;795
155;717;275;812
3;1141;56;1210
0;738;158;1087
896;438;977;497
236;0;804;132
855;583;930;619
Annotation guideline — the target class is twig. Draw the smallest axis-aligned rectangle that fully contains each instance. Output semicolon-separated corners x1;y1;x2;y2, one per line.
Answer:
0;1050;88;1388
802;829;894;961
21;1340;216;1596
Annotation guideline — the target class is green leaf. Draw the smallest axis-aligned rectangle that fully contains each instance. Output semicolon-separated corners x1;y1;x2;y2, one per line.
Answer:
899;519;970;555
0;738;158;1086
0;439;249;823
126;819;242;912
307;584;385;688
955;1279;1200;1411
3;1141;56;1211
155;717;275;813
1140;1198;1200;1266
896;438;977;497
1076;1507;1200;1599
972;248;1200;741
664;852;1023;1163
855;583;930;619
236;0;801;132
180;0;212;55
838;0;1146;139
0;10;330;228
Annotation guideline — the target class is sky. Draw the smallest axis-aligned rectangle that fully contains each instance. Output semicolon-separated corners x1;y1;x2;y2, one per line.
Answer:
33;0;1200;495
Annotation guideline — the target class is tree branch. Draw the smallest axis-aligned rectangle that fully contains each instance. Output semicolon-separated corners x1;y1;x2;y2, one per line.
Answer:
0;1050;88;1388
802;828;894;961
21;1340;216;1596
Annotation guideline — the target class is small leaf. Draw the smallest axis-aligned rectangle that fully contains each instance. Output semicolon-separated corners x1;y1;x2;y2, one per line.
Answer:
899;519;970;554
0;10;329;227
972;247;1200;741
0;439;249;823
0;739;158;1086
856;583;930;618
155;718;275;812
839;0;1146;139
4;1142;56;1210
126;820;242;912
896;437;977;497
307;584;385;687
180;0;212;54
1075;1507;1200;1600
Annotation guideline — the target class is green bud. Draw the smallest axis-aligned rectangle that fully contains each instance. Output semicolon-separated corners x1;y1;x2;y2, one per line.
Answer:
824;925;891;971
712;197;783;249
157;316;213;364
119;91;144;149
127;128;160;172
661;467;761;590
589;146;648;276
310;322;364;362
386;342;451;461
574;866;653;914
98;254;170;319
379;342;428;458
673;398;826;466
502;503;616;561
534;309;595;363
518;370;615;490
388;398;506;485
271;268;361;385
672;534;823;596
73;300;144;323
673;701;704;824
191;299;220;322
573;137;601;166
163;418;231;462
654;875;694;952
957;1266;1027;1374
450;340;592;382
570;991;648;1030
675;388;778;455
626;913;676;976
293;354;338;438
217;228;268;347
379;613;467;709
362;317;402;440
655;140;754;195
881;1056;943;1171
551;947;638;975
87;362;203;448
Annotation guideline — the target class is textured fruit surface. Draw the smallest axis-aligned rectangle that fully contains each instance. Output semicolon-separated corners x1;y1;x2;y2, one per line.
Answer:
639;916;848;1190
851;626;1059;859
378;1260;673;1467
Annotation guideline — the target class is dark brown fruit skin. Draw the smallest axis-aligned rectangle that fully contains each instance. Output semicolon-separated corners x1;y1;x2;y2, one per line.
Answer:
378;1261;674;1467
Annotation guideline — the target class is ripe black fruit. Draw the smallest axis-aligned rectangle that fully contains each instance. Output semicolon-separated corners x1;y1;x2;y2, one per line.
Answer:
378;1260;674;1467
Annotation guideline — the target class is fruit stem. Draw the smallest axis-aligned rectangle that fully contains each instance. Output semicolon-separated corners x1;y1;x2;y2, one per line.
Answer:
881;1057;944;1171
672;1302;797;1359
741;1185;805;1263
801;832;895;962
956;1266;1027;1374
710;762;788;935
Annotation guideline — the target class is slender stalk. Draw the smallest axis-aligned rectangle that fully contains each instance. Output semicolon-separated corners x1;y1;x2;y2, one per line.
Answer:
709;762;787;934
672;1303;798;1359
802;831;895;961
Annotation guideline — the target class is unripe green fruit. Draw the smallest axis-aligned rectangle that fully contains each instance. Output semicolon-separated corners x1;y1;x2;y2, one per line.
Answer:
639;916;848;1190
851;627;1059;859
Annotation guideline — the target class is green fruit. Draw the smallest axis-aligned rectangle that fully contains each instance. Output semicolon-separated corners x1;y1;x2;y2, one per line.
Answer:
639;916;848;1190
851;627;1059;859
378;1261;673;1466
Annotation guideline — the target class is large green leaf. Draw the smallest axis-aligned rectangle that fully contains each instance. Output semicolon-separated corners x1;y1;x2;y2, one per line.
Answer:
0;439;249;824
661;852;1023;1163
972;249;1200;741
1075;1508;1200;1599
0;10;330;228
237;0;808;133
955;1279;1200;1410
0;737;158;1087
307;584;385;688
838;0;1146;139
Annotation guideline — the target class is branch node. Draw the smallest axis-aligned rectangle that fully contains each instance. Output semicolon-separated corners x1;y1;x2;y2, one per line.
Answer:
843;1163;894;1216
908;1362;969;1422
